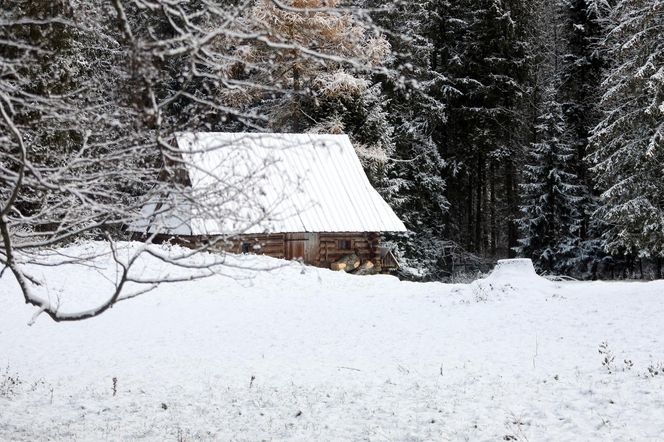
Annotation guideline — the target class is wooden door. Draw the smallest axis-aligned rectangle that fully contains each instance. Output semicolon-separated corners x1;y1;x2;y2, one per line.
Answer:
285;233;306;261
303;233;319;265
285;233;319;264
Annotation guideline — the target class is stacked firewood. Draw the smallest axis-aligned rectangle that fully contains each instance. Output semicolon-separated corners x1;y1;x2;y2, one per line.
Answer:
330;254;380;275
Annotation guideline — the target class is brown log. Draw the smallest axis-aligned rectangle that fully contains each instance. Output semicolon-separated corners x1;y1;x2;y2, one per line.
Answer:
353;260;379;276
331;253;360;272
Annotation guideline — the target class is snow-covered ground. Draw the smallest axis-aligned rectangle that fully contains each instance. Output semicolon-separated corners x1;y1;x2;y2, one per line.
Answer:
1;242;664;441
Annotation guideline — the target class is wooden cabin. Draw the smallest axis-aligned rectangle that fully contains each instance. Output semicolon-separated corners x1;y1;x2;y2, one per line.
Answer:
130;132;407;272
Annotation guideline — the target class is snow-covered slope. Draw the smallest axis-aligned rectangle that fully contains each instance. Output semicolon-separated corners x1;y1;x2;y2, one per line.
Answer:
1;242;663;441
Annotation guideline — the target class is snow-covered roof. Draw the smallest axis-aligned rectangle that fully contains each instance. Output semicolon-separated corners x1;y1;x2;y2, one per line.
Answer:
133;132;406;235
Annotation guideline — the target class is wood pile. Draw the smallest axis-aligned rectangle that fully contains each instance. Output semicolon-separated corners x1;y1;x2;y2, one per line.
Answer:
354;260;377;276
331;254;380;275
330;253;360;272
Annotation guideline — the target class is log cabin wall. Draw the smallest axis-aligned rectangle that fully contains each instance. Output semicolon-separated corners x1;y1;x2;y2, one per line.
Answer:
147;232;382;269
146;233;286;260
317;233;381;268
233;232;380;268
219;233;287;260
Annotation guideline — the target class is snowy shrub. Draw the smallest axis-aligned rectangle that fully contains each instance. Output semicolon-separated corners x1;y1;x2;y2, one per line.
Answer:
646;363;664;378
472;283;490;302
598;342;615;374
0;366;50;401
0;367;22;399
598;342;637;374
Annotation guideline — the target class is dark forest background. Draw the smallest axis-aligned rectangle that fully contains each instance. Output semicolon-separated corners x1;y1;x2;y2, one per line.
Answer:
2;0;662;280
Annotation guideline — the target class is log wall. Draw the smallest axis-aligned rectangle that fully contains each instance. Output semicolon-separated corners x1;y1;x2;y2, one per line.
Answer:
317;233;380;268
146;232;382;270
219;233;287;260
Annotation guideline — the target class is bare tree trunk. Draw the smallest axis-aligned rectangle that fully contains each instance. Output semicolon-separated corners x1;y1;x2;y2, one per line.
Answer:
466;173;474;251
475;154;484;255
489;161;497;257
505;159;518;258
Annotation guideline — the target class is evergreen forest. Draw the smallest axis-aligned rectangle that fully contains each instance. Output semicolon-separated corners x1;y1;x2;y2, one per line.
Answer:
1;0;663;280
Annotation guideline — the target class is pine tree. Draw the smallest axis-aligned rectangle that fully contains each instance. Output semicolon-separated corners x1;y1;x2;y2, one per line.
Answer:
513;0;592;274
558;0;606;275
443;0;534;259
518;84;582;272
589;0;664;275
367;0;463;278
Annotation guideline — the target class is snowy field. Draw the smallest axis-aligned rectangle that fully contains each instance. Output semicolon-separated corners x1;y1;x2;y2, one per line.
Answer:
1;242;664;441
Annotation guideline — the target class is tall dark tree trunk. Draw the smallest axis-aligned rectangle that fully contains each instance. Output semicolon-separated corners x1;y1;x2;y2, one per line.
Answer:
475;154;484;254
505;159;518;258
490;161;497;256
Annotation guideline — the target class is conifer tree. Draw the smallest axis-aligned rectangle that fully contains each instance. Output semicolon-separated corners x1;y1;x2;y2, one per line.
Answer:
589;0;664;275
443;0;534;258
368;0;461;278
558;0;606;274
518;84;582;272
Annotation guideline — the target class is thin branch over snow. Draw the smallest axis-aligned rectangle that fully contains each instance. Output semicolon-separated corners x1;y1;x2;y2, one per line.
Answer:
1;1;357;322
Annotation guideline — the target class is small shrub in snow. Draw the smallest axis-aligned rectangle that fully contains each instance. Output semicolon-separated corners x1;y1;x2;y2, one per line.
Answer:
646;363;664;378
472;283;489;302
598;341;615;374
598;343;635;374
469;280;517;303
0;366;22;398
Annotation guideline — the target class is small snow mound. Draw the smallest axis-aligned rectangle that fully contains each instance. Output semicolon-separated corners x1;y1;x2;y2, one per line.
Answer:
485;258;553;286
470;259;555;298
486;259;539;282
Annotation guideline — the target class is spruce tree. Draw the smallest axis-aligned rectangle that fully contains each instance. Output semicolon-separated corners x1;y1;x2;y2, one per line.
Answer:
558;0;606;275
589;0;664;275
374;0;456;278
443;0;534;259
518;84;582;272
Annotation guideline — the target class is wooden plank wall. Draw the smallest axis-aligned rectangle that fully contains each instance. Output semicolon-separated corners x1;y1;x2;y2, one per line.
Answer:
147;232;382;269
317;233;380;268
148;233;286;260
227;234;287;260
